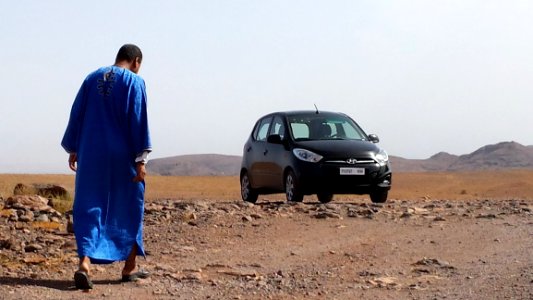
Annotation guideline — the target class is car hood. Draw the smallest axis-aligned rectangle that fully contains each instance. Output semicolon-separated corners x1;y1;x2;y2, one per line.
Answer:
293;139;382;159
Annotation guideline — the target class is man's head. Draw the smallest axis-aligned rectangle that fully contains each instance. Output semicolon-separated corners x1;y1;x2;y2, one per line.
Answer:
115;44;143;74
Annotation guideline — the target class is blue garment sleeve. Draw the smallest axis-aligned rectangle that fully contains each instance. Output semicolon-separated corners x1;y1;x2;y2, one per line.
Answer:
61;80;87;153
128;78;152;158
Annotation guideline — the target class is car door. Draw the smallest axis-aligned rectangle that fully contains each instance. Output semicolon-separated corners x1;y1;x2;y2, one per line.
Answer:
261;115;288;189
247;116;272;188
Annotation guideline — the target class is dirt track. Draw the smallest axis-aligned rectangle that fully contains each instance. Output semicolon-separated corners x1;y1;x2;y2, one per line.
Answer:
1;197;532;299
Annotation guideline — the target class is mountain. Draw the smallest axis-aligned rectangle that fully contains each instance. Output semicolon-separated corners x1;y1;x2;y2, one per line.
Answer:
390;141;533;172
147;154;241;176
448;141;533;171
147;142;533;176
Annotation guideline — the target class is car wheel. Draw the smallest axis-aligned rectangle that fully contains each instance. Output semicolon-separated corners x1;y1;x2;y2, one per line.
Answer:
285;170;303;202
370;190;388;203
241;172;258;203
317;193;333;203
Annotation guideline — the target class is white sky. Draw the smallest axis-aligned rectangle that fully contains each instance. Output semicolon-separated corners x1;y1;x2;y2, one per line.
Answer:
1;1;532;173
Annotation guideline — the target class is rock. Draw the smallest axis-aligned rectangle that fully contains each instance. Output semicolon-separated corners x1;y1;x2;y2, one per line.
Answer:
409;207;430;215
476;213;497;219
178;246;197;253
19;213;34;223
0;209;17;219
194;201;210;210
368;276;398;287
413;257;456;273
400;212;412;218
24;243;43;253
60;239;77;250
35;214;50;222
23;253;47;264
181;211;197;222
66;217;74;233
347;208;375;218
0;237;16;250
314;212;342;219
250;213;263;219
5;195;49;211
242;215;253;222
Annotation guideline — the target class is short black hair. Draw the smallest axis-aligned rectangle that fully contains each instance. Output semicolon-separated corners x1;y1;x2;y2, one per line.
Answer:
115;44;142;63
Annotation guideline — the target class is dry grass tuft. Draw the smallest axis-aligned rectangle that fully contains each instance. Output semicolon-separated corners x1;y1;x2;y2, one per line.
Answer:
48;199;73;214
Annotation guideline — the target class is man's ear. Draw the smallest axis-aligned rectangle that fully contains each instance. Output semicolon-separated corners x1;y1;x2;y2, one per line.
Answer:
131;57;141;73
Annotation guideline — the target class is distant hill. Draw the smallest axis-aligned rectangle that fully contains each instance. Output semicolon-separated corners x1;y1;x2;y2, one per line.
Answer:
390;141;533;172
147;142;533;176
147;154;241;176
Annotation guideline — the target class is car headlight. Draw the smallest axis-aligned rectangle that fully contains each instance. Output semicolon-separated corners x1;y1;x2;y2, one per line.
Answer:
375;149;389;166
293;148;323;163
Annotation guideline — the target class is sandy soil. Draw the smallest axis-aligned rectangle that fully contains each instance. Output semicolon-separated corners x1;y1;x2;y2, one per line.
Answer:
1;196;532;299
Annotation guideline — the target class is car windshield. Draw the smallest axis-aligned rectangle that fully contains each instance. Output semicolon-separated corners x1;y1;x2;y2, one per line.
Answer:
288;113;367;141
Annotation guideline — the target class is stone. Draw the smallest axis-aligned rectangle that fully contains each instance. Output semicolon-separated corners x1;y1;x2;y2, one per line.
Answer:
25;243;43;253
0;209;17;219
314;212;342;219
250;213;263;219
0;237;15;250
181;211;197;222
5;195;49;211
35;214;50;222
242;215;253;222
66;217;74;233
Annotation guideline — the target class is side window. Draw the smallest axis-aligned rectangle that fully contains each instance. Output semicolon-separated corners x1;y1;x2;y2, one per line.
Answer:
290;123;309;139
269;116;285;139
253;117;272;142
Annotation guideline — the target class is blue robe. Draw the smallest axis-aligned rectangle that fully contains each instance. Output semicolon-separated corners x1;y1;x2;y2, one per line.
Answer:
61;66;151;264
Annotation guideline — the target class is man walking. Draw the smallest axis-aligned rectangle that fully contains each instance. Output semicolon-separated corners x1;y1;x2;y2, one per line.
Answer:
61;44;152;289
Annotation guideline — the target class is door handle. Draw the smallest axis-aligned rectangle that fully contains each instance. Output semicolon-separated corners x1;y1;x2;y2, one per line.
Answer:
263;149;268;155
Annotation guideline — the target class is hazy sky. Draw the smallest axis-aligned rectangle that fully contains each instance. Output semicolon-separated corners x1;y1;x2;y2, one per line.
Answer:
1;1;532;173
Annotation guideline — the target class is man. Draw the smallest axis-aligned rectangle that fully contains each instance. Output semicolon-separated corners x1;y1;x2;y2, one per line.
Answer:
61;44;152;290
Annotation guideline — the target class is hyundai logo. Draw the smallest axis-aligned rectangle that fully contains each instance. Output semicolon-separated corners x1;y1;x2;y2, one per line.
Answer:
346;158;358;164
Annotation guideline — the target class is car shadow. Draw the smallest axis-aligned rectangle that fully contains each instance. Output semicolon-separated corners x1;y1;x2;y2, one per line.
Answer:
0;276;122;291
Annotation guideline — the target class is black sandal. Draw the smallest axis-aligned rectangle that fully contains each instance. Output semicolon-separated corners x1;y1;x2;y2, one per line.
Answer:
74;270;93;290
121;269;150;282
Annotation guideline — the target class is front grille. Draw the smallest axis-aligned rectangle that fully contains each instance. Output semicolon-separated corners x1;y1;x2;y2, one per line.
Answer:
324;159;376;164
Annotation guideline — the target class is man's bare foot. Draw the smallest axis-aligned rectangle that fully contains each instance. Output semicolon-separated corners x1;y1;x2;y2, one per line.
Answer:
78;256;91;276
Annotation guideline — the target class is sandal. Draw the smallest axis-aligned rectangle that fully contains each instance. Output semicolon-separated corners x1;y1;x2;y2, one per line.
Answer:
74;270;93;290
121;269;150;282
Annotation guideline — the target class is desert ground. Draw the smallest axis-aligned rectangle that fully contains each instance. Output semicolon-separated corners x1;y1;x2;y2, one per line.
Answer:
0;171;532;299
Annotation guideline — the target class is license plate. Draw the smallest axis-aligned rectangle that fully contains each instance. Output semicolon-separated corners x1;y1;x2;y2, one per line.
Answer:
339;167;365;175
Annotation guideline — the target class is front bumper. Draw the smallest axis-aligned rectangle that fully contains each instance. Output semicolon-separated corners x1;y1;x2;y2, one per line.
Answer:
293;160;392;195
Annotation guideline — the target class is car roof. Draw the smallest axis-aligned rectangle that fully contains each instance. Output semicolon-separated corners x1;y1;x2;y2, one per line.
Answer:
262;110;349;118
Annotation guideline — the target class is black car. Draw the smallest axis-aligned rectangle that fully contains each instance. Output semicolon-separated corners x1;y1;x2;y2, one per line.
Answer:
240;110;392;204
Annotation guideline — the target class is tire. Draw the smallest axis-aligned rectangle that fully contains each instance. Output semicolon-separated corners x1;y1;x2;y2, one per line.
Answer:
241;172;258;203
285;170;303;202
317;193;333;203
370;190;388;203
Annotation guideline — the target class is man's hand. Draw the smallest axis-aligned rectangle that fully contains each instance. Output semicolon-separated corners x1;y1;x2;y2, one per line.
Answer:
68;153;77;172
133;162;146;182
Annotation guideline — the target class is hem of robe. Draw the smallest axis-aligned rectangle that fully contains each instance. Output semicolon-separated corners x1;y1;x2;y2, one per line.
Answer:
78;242;146;265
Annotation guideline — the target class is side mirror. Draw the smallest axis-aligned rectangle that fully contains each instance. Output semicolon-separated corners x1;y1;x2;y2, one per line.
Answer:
368;134;380;143
267;134;283;144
